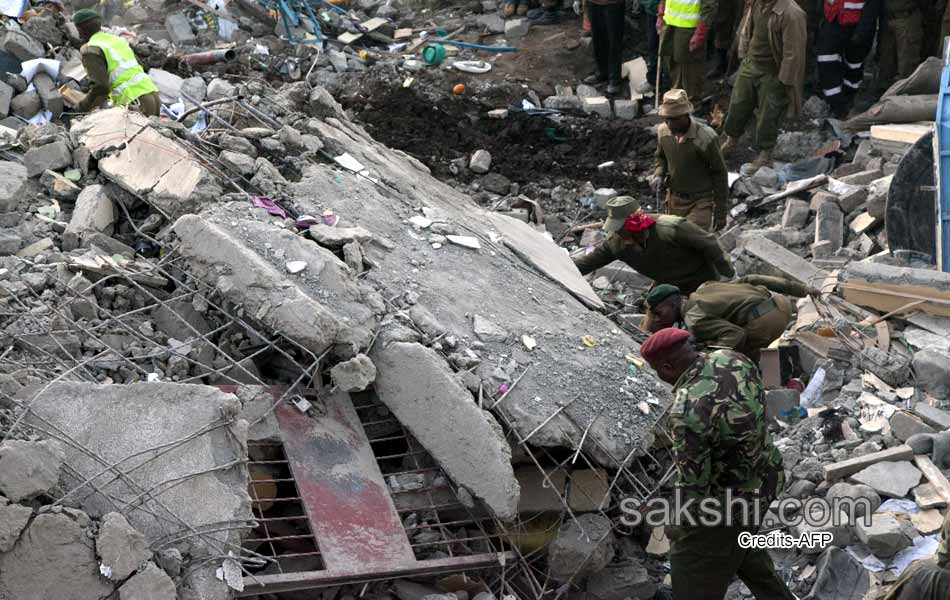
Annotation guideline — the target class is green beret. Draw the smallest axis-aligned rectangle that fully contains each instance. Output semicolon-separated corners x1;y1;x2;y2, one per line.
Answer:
646;284;681;308
72;9;101;25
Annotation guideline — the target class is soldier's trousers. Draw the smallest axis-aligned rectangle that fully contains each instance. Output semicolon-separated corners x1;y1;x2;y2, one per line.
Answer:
661;25;704;102
878;11;923;83
713;0;742;50
723;60;788;151
669;523;796;600
666;192;715;231
815;21;873;116
743;293;794;358
590;2;625;85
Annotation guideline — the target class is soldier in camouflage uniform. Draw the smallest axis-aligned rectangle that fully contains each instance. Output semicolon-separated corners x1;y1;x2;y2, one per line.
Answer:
883;511;950;599
639;328;794;600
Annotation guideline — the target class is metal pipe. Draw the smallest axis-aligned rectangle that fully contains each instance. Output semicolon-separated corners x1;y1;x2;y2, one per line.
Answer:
181;49;237;65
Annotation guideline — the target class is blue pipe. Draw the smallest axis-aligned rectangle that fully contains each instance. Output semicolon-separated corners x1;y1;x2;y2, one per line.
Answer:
437;40;517;52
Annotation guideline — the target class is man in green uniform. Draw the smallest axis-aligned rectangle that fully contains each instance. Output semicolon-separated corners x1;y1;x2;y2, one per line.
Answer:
884;512;950;599
652;89;730;232
643;276;811;358
657;0;716;102
639;328;795;600
573;196;735;295
720;0;806;169
72;9;161;117
877;0;923;86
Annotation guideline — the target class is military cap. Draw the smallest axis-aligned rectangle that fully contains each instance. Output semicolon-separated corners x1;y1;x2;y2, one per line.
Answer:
658;88;693;118
72;8;101;25
640;328;690;363
603;196;640;233
646;284;681;308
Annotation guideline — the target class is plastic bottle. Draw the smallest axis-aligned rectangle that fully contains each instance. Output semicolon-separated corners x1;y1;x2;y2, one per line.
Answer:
799;367;826;408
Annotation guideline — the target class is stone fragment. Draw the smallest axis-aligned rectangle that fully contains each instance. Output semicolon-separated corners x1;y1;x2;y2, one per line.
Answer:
469;149;492;174
825;482;881;518
165;13;196;45
547;514;615;580
911;508;945;534
3;30;43;60
914;402;950;431
542;96;582;111
206;78;236;101
0;511;114;600
330;354;377;392
10;90;40;118
120;562;176;600
309;224;373;247
854;512;912;558
40;169;80;201
0;497;32;552
592;187;618;209
888;411;937;442
473;314;508;342
0;439;66;502
219;134;257;157
0;161;27;212
147;69;184;105
504;18;529;39
219;150;257;177
582;96;612;118
782;198;810;229
32;72;63;118
840;169;882;186
850;461;922;498
0;230;21;255
155;548;182;577
96;512;150;581
815;201;844;252
24;140;72;178
480;172;511;195
586;563;656;600
613;99;638;120
0;79;12;117
63;184;115;250
372;342;519;520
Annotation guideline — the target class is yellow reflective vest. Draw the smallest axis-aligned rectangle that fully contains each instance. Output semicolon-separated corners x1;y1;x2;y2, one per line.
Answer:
664;0;702;28
85;32;158;106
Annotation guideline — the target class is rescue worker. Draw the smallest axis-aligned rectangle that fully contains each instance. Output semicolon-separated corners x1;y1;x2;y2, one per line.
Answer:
637;0;663;94
572;196;735;295
877;0;923;84
656;0;716;102
72;9;161;117
720;0;807;169
814;0;882;118
883;511;950;599
709;0;743;77
651;89;730;232
638;328;795;600
642;276;812;359
582;0;626;94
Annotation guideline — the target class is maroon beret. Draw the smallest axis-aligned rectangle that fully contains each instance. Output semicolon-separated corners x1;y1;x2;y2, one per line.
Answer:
639;328;690;363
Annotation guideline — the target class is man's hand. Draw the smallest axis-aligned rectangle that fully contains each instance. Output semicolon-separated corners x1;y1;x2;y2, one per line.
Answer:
688;21;709;53
573;0;581;14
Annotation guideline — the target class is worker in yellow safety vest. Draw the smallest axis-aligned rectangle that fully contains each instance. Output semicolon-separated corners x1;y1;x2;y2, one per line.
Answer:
656;0;714;102
71;9;161;117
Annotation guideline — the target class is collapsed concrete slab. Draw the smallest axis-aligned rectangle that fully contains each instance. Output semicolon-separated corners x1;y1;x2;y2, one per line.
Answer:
71;108;221;219
174;212;377;357
372;341;520;520
23;383;251;573
294;101;669;465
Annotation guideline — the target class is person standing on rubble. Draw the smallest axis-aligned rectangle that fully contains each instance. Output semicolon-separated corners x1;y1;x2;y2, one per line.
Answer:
71;9;161;117
651;89;730;232
641;276;813;360
572;196;735;295
580;0;626;94
877;0;924;86
638;328;795;600
719;0;806;169
813;0;882;118
883;511;950;599
656;0;716;102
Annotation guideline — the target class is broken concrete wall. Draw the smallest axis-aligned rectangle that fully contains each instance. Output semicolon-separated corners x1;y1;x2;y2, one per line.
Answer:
22;381;251;591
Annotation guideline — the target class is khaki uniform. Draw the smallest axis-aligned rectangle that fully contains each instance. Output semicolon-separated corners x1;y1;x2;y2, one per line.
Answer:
884;512;950;600
572;214;734;294
878;0;923;83
668;350;794;600
684;275;808;357
655;118;730;231
725;0;807;150
78;45;161;117
661;0;719;102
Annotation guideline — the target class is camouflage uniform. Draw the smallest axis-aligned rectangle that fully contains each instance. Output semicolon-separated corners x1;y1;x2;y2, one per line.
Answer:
667;350;794;600
883;512;950;600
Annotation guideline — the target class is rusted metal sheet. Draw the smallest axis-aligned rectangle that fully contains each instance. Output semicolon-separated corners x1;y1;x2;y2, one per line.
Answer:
275;391;416;575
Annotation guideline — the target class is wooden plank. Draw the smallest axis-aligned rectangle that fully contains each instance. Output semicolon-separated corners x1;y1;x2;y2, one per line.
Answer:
394;28;413;39
841;279;950;317
758;174;829;207
914;482;948;509
914;455;950;504
338;31;362;44
870;122;933;145
823;444;914;481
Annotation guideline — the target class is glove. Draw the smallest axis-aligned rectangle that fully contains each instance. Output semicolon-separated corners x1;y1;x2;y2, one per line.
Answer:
573;0;581;14
656;3;665;34
688;21;709;53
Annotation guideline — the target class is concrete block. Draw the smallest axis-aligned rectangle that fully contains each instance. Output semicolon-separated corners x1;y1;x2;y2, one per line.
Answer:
487;108;508;119
823;444;915;481
575;84;599;98
583;96;612;118
40;169;80;202
839;169;883;186
469;149;492;174
148;68;184;105
542;95;583;111
855;512;913;558
914;402;950;431
63;184;115;250
593;187;618;209
0;499;31;552
851;461;922;497
10;90;40;118
372;341;519;520
810;190;837;212
164;13;196;45
782;198;810;229
3;30;44;61
555;84;574;96
206;78;236;101
504;18;529;39
613;99;639;120
0;161;28;212
815;201;844;251
32;73;62;118
23;141;72;178
219;150;256;177
0;80;13;117
889;411;937;442
811;240;834;258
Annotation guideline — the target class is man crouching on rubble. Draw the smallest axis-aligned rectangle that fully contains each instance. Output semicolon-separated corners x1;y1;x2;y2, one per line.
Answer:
884;511;950;599
71;9;161;117
639;328;795;600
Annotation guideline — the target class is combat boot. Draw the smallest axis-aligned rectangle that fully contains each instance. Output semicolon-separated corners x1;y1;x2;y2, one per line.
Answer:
750;149;772;170
720;135;737;155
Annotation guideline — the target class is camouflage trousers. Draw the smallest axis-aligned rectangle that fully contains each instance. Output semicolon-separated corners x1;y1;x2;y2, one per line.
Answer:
669;523;796;600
